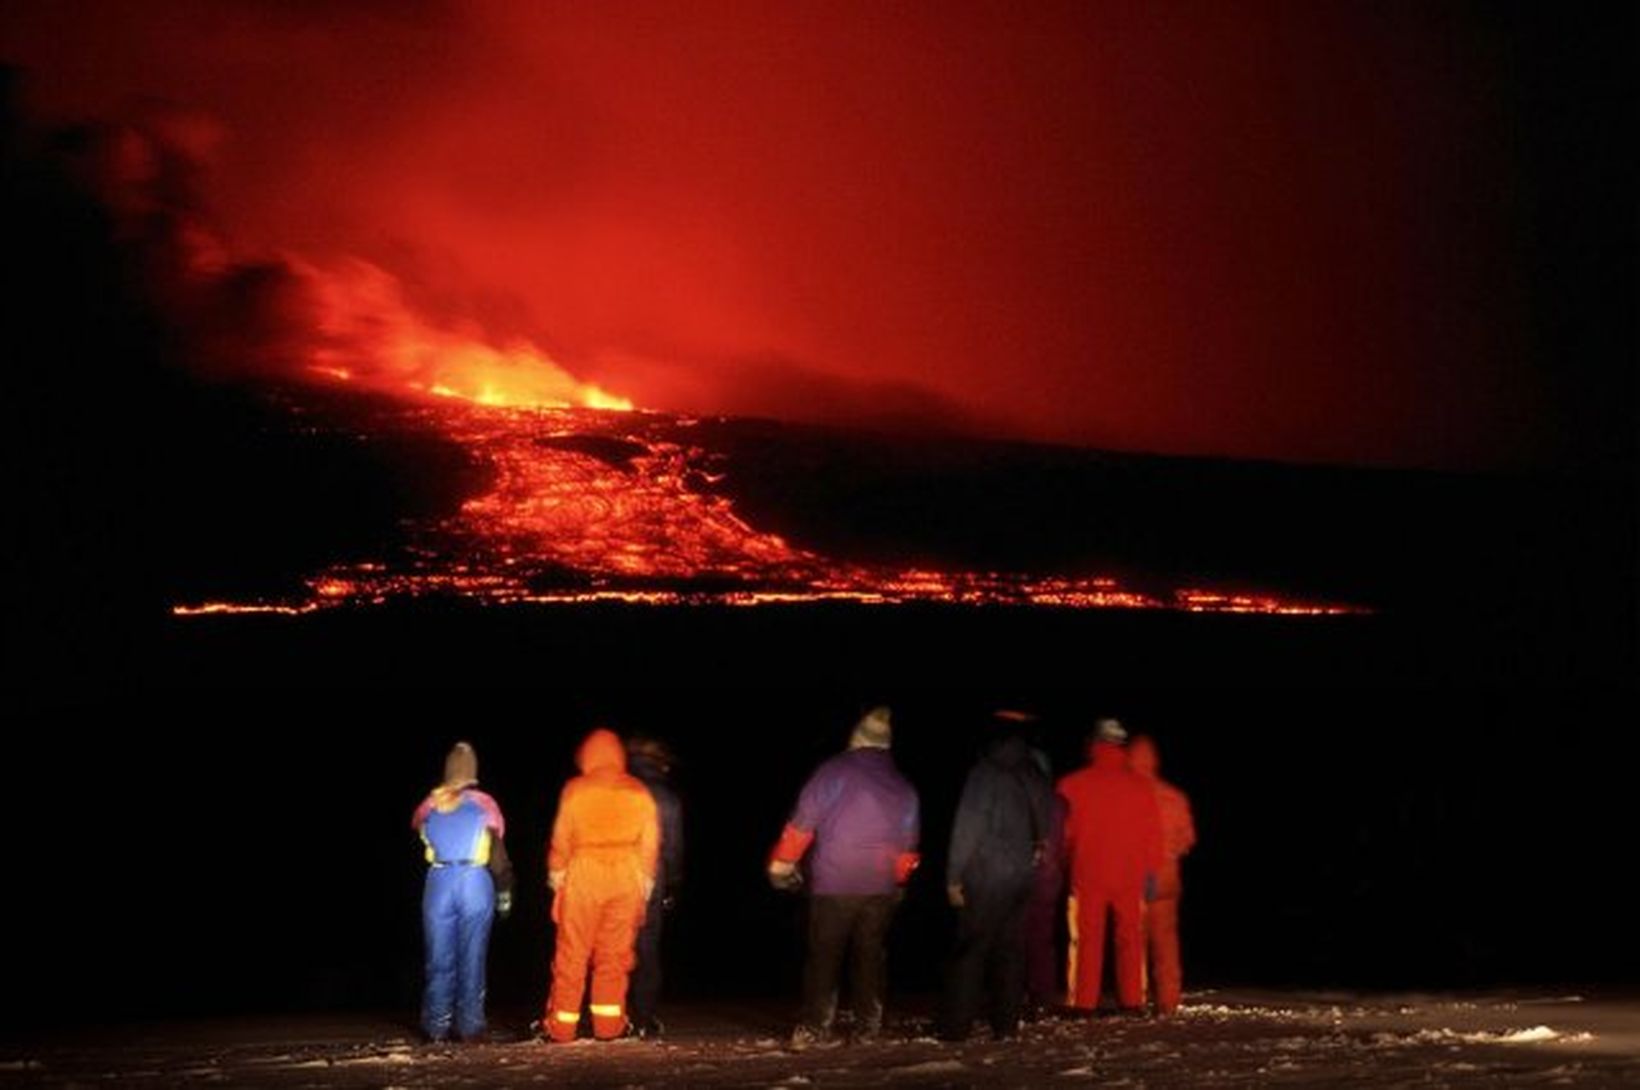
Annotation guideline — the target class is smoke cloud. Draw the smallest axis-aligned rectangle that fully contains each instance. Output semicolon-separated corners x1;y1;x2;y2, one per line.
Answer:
3;2;1631;467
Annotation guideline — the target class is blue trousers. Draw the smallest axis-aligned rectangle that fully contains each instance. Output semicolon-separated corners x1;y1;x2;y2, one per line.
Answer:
422;865;495;1040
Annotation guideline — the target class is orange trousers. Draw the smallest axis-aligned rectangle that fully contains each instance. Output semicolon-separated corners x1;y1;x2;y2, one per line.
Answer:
1144;898;1182;1014
1069;887;1144;1011
545;862;646;1041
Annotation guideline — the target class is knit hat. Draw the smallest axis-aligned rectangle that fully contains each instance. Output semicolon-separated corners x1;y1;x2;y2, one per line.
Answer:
443;741;479;788
1094;718;1128;745
849;706;893;749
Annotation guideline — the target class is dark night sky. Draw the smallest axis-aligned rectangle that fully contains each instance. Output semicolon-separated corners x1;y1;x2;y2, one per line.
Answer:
2;0;1632;469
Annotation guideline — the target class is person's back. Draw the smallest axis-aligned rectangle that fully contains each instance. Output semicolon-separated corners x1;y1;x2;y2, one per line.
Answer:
802;747;920;895
948;733;1052;889
627;745;683;897
1055;720;1162;1012
1023;745;1069;1013
1058;744;1161;894
1129;735;1195;1014
626;738;683;1037
544;729;659;1042
419;787;500;864
412;742;510;1043
555;737;654;860
939;727;1054;1040
767;707;920;1047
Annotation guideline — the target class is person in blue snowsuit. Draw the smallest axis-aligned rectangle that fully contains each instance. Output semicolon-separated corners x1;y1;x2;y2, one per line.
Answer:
937;713;1055;1040
411;741;514;1043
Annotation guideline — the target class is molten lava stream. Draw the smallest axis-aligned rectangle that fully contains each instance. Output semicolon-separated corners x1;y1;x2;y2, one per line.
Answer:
173;393;1364;616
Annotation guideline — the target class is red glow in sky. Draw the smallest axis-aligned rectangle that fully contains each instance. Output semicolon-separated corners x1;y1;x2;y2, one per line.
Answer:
1;2;1620;469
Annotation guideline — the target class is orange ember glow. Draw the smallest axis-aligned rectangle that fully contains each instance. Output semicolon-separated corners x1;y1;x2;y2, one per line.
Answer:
172;394;1364;618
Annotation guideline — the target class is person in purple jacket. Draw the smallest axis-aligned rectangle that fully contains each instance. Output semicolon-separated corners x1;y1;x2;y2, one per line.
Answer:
767;707;921;1049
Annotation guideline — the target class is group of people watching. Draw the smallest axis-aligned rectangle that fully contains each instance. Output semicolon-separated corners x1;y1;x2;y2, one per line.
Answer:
771;707;1195;1048
409;708;1194;1048
410;732;681;1045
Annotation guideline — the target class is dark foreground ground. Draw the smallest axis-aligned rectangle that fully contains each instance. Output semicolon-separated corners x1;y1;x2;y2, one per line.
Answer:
7;993;1637;1088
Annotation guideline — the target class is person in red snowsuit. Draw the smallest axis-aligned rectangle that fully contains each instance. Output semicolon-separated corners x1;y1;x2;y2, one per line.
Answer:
1055;719;1163;1013
1128;735;1196;1015
542;728;659;1042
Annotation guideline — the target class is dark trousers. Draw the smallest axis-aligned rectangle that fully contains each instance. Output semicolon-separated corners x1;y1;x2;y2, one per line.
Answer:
629;895;664;1026
1022;875;1063;1005
938;878;1032;1038
799;894;898;1033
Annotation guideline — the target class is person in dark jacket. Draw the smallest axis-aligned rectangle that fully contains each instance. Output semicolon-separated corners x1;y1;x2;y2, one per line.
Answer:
1022;746;1069;1017
937;713;1056;1040
767;707;921;1049
626;736;683;1038
411;741;514;1043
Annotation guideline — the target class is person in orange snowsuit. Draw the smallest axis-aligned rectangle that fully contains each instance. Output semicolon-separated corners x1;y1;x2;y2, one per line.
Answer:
1056;719;1163;1013
542;728;660;1042
1129;735;1196;1015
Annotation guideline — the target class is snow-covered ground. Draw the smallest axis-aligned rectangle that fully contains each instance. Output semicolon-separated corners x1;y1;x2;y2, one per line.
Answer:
6;992;1637;1087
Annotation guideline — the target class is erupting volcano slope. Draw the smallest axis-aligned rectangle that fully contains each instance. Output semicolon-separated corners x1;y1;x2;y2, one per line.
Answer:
174;392;1360;616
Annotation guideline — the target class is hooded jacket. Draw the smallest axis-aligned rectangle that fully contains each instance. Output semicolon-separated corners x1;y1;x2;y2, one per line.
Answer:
1128;737;1196;899
548;729;659;885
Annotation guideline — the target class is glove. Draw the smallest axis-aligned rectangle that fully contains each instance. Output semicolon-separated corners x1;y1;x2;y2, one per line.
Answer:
768;859;803;892
496;890;513;919
947;884;966;909
1143;872;1158;904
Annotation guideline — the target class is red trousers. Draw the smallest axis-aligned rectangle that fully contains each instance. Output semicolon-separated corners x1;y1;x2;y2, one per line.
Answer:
1144;897;1182;1014
545;861;646;1041
1070;887;1144;1010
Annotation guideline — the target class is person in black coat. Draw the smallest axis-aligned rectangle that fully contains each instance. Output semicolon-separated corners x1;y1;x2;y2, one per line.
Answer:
626;737;684;1037
937;712;1055;1040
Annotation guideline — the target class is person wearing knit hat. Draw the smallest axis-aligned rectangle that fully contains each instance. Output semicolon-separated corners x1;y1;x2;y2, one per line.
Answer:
1094;718;1128;745
411;741;514;1043
1056;721;1162;1014
849;706;893;749
768;707;921;1048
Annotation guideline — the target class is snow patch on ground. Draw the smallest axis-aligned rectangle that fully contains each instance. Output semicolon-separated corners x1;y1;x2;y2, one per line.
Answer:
332;1051;418;1065
1373;1025;1595;1048
890;1059;967;1074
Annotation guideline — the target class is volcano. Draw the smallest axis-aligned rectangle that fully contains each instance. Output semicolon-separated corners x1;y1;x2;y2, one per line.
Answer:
168;380;1378;617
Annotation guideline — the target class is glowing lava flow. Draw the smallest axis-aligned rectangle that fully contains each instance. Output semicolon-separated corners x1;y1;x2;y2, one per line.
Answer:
172;395;1365;617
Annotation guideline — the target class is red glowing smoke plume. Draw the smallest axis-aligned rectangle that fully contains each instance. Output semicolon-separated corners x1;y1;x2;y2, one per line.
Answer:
4;1;1608;470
